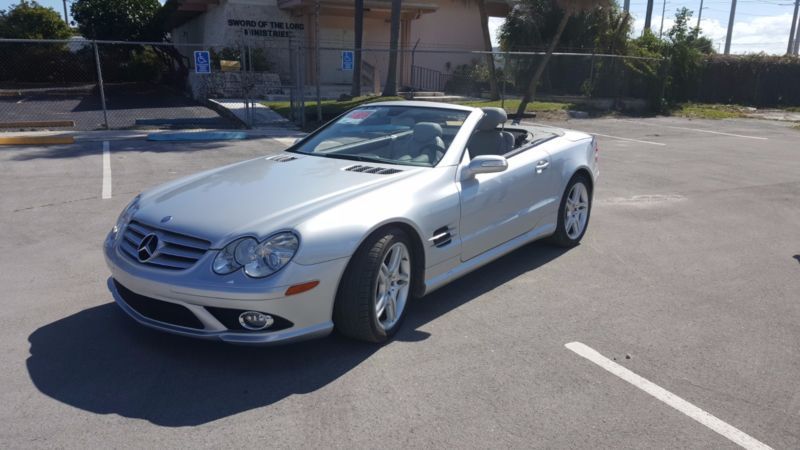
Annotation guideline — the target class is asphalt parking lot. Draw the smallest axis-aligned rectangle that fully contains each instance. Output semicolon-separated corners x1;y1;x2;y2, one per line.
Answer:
1;116;798;448
0;84;236;130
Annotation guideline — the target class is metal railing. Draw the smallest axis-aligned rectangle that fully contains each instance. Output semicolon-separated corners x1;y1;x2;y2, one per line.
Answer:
410;65;451;92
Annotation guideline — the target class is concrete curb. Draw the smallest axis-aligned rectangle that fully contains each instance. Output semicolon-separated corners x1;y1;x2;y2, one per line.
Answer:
0;134;75;145
147;131;248;141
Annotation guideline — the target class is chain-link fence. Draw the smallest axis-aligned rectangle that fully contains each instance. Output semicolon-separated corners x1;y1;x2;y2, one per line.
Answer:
0;38;304;130
1;38;662;131
286;46;664;126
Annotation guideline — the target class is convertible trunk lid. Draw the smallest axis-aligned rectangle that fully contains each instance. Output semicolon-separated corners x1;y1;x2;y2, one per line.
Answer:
132;154;417;247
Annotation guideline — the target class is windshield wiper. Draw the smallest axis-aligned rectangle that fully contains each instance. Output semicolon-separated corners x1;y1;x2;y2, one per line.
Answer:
318;153;388;164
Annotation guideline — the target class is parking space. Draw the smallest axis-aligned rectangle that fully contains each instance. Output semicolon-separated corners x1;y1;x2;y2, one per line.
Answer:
0;117;798;447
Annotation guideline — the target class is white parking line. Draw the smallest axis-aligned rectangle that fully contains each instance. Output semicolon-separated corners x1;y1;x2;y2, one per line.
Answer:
623;120;768;140
565;342;772;450
591;132;666;146
102;141;112;199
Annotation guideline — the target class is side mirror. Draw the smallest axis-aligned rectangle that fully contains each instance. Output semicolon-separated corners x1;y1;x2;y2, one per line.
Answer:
462;155;508;179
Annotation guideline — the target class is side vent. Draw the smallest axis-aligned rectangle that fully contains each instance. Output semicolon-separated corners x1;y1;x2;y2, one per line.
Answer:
266;154;298;163
344;165;403;175
430;226;452;248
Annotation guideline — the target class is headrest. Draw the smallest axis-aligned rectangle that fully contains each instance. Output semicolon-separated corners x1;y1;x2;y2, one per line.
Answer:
477;107;507;131
412;122;443;142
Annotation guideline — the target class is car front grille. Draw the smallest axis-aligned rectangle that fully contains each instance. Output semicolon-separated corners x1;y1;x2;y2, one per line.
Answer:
119;220;211;270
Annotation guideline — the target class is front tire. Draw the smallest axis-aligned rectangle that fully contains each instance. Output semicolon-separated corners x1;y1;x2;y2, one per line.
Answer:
333;228;412;343
548;174;592;248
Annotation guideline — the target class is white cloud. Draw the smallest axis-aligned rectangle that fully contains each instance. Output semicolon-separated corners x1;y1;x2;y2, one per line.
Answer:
632;13;796;55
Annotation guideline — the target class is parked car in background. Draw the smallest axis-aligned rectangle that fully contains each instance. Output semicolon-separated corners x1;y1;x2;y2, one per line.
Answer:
104;102;599;344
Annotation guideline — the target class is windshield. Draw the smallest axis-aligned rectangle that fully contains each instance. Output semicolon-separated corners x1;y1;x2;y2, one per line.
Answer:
290;105;470;167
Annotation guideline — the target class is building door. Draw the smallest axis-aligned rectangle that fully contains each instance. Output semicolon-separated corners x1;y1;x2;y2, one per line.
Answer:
318;28;355;84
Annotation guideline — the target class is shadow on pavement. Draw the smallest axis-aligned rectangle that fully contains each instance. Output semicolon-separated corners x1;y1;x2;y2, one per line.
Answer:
27;242;568;427
10;140;244;162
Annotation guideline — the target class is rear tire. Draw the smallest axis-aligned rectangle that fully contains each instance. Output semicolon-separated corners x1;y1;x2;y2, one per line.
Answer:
333;228;412;343
548;174;592;248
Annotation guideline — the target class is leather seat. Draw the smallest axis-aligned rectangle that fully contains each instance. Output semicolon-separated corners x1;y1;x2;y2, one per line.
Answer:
398;122;445;164
467;107;514;157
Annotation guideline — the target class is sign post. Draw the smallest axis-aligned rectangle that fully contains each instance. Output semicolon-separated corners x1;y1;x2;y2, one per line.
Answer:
194;51;211;74
341;50;354;71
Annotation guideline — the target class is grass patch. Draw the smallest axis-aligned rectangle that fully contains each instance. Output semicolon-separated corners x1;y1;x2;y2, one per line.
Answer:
457;99;573;113
671;103;746;120
262;96;579;130
262;95;403;125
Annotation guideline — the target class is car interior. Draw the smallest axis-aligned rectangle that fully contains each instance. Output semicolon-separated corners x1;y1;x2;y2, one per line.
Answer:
296;106;557;167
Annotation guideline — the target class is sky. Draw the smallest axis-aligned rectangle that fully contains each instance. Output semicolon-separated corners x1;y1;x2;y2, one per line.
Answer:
2;0;798;55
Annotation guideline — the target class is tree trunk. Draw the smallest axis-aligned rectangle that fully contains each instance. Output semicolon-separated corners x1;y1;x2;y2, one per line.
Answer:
383;0;401;96
351;0;364;97
644;0;654;31
514;11;570;119
477;0;499;100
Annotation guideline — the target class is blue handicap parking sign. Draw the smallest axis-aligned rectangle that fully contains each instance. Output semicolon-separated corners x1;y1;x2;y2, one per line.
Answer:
194;51;211;74
341;51;354;71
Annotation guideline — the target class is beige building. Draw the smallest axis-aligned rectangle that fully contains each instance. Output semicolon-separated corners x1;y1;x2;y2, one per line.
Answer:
170;0;510;93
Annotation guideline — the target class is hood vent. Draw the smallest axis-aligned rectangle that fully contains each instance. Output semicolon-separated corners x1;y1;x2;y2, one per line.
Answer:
266;154;298;163
344;165;403;175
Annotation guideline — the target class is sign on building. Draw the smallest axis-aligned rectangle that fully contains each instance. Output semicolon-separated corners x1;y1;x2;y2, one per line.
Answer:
341;51;354;71
194;51;211;74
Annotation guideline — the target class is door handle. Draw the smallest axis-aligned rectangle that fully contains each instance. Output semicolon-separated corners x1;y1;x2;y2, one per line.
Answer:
535;160;550;173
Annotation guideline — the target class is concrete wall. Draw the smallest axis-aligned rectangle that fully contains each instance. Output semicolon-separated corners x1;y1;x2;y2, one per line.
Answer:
172;0;492;93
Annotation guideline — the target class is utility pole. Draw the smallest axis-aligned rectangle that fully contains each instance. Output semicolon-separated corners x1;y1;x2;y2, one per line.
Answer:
62;0;69;24
623;0;630;14
659;0;667;38
724;0;737;54
795;11;800;54
644;0;654;32
696;0;704;30
790;0;800;55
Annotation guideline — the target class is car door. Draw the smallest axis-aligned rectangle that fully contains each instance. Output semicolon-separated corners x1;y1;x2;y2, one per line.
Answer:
458;146;557;261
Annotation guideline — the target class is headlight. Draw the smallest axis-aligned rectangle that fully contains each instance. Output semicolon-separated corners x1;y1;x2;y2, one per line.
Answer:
111;194;141;239
213;232;299;278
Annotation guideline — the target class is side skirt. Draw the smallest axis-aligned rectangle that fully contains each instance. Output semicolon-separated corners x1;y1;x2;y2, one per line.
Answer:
422;222;557;296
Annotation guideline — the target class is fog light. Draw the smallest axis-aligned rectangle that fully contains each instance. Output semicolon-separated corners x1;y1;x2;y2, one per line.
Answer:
238;311;274;330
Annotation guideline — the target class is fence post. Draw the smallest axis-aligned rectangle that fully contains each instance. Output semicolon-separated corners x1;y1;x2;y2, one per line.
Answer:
299;45;307;129
588;51;596;97
92;41;109;130
314;0;322;123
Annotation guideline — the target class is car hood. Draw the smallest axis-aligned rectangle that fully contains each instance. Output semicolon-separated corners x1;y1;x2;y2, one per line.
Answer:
133;154;420;247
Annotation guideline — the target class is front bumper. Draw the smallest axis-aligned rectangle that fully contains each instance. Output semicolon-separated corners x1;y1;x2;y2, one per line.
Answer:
104;235;348;345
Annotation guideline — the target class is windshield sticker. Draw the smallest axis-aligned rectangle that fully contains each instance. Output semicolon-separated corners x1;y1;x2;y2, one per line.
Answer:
340;109;376;124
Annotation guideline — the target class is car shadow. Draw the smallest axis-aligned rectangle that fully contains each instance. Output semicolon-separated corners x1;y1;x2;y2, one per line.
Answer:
26;241;569;427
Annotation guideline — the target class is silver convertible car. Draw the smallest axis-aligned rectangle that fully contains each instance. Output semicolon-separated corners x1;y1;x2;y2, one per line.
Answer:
104;101;598;344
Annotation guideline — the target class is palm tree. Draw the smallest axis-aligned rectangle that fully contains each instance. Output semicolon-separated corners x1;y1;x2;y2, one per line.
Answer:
477;0;500;100
514;0;610;119
382;0;401;96
644;0;654;31
351;0;364;97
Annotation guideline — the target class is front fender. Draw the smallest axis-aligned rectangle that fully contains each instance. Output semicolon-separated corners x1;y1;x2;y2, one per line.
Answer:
292;166;459;266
